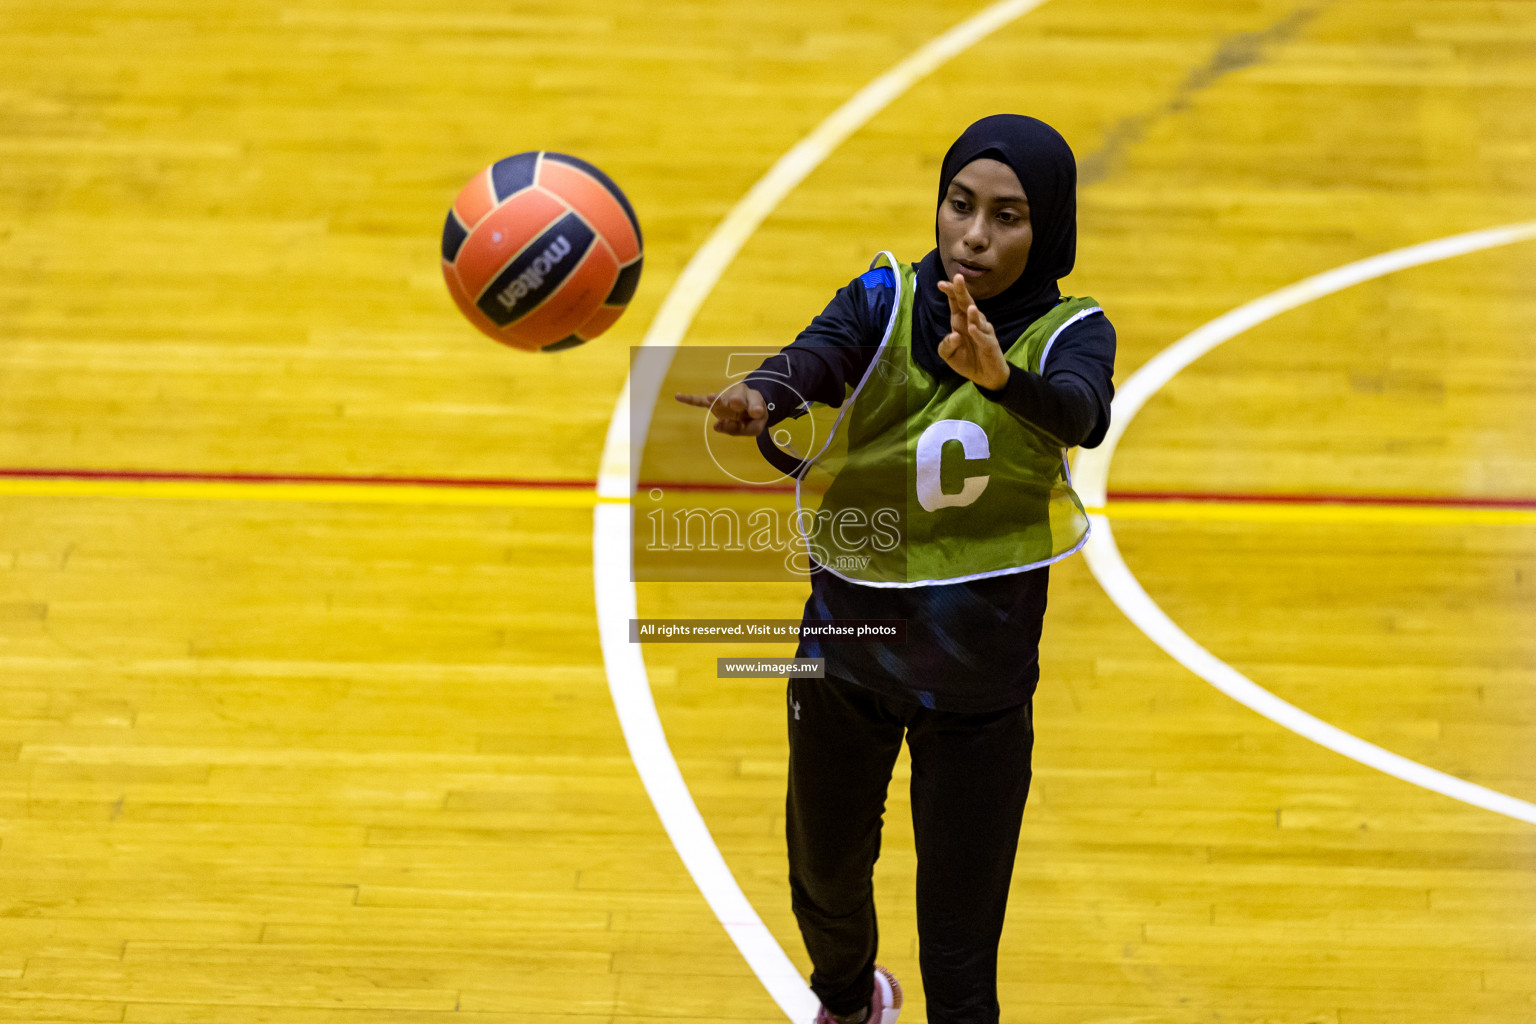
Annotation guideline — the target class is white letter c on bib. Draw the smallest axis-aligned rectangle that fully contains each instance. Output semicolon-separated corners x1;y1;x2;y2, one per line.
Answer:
915;419;990;512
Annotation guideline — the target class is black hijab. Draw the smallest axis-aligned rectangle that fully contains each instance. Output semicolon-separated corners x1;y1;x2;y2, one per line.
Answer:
912;114;1078;381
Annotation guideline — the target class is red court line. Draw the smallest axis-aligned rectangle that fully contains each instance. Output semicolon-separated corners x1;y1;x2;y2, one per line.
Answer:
0;467;592;490
634;479;796;494
3;467;1534;509
0;467;799;495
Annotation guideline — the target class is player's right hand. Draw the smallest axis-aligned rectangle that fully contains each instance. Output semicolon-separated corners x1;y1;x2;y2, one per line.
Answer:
674;381;769;436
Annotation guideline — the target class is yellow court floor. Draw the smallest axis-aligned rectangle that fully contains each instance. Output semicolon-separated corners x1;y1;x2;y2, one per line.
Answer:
2;1;1534;1022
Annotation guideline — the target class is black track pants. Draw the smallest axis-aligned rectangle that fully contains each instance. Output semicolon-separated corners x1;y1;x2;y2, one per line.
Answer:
786;676;1035;1024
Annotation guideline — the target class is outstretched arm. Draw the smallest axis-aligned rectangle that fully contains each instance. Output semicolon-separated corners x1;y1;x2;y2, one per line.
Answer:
672;269;895;436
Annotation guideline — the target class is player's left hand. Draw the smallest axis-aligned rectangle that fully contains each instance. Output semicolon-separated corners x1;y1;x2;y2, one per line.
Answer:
937;273;1011;391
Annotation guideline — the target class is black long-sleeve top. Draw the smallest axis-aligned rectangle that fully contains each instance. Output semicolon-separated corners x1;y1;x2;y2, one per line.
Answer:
749;266;1117;712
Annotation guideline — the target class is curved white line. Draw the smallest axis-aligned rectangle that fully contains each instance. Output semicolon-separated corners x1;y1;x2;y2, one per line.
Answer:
591;3;1054;1021
1074;221;1536;825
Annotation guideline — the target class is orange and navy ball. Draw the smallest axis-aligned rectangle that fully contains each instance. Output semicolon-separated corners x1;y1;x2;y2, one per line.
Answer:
440;152;643;352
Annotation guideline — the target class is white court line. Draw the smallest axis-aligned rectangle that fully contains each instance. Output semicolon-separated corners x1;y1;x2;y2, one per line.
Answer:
1073;221;1536;826
591;3;1054;1021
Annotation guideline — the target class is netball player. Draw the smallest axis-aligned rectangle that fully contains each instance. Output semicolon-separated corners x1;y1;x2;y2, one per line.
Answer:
676;114;1116;1024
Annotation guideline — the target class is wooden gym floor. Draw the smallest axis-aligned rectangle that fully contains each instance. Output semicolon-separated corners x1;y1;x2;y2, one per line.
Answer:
1;0;1534;1022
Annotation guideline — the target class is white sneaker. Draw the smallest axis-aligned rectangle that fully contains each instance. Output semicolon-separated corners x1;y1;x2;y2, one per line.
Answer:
814;965;902;1024
872;965;903;1024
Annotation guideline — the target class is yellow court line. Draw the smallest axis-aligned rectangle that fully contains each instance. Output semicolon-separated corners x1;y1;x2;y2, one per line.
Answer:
0;476;627;508
1087;500;1536;527
3;476;1533;525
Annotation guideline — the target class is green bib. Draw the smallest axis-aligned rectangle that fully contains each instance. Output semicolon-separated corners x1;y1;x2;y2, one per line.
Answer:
797;252;1100;587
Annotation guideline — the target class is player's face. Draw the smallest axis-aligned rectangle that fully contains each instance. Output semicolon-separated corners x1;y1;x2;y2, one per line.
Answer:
937;158;1032;300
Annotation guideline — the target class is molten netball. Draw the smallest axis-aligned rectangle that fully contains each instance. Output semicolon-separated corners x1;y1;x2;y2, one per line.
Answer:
440;151;643;352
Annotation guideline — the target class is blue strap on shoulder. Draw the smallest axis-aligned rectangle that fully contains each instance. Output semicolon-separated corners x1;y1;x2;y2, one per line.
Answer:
858;266;896;291
857;266;897;321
